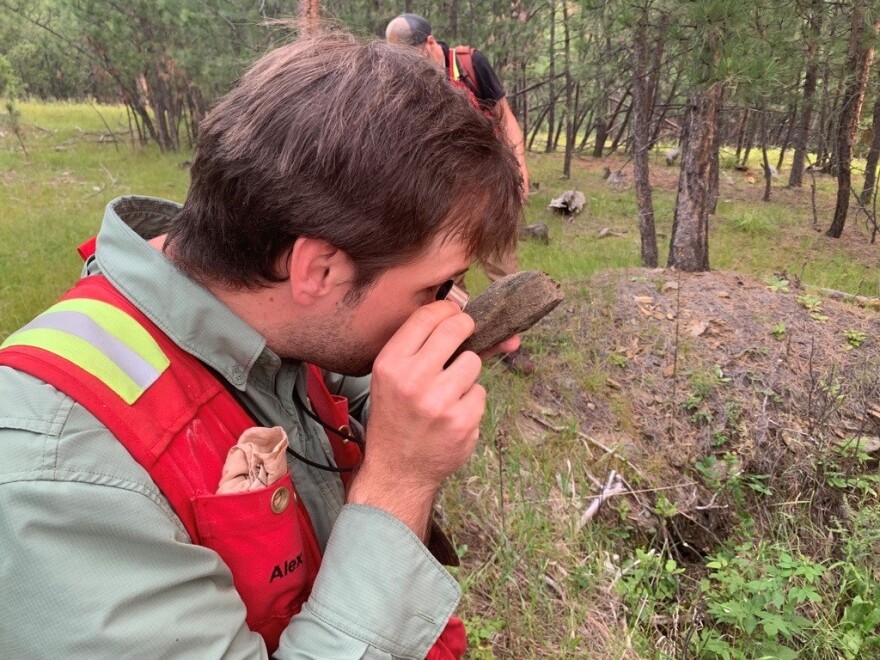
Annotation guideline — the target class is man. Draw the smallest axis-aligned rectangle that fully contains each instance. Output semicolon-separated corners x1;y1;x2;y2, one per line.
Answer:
386;13;534;375
0;34;521;658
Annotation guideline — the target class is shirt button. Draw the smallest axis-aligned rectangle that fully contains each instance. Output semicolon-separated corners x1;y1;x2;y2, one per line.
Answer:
271;486;291;514
231;366;246;384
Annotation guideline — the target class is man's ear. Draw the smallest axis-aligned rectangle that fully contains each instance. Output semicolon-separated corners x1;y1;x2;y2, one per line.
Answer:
287;237;354;305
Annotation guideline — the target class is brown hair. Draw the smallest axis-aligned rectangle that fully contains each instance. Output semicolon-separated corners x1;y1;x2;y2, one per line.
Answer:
166;32;521;295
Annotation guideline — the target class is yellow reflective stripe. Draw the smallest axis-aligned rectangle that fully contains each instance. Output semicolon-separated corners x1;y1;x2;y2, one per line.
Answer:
38;298;169;373
3;328;144;404
451;52;461;81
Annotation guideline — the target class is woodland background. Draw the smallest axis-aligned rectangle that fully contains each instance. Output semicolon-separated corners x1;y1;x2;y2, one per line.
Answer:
7;0;880;268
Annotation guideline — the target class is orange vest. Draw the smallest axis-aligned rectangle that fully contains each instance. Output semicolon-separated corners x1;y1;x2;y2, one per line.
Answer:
0;267;466;657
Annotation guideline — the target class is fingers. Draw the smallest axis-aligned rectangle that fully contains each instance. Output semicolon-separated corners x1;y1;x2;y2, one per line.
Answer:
436;350;482;396
415;312;474;370
379;300;463;358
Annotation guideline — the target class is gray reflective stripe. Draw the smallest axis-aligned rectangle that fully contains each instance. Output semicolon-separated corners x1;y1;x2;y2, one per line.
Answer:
23;310;161;390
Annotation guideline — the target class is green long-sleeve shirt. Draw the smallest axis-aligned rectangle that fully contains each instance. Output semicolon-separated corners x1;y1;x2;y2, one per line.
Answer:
0;197;460;658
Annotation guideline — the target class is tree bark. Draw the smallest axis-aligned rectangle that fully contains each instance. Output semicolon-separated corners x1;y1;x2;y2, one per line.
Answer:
761;104;772;202
861;71;880;202
562;3;574;178
789;40;820;188
776;103;798;171
734;107;749;164
545;0;556;153
631;2;658;267
708;90;723;214
593;114;608;158
668;84;719;272
827;2;879;238
449;0;458;39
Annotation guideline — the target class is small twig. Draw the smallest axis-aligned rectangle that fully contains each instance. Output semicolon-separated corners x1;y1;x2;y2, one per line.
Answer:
543;574;566;601
89;103;119;152
577;470;627;530
806;155;818;229
577;431;648;483
525;411;566;432
671;270;682;443
100;164;117;186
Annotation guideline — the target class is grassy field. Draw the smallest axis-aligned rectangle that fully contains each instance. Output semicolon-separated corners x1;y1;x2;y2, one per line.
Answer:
3;103;880;658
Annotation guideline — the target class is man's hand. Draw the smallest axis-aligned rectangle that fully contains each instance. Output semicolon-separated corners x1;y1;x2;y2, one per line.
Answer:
348;301;485;539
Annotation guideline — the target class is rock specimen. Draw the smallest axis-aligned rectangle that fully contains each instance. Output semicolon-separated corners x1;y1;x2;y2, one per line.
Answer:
453;270;564;359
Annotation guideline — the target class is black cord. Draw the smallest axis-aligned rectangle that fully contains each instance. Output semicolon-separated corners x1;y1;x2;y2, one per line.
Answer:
286;445;358;473
288;384;363;473
291;385;364;447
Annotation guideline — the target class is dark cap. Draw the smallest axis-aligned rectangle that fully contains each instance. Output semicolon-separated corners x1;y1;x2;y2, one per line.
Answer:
386;13;433;46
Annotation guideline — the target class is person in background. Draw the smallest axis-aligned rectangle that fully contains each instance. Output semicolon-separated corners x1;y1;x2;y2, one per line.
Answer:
386;12;535;375
0;33;522;659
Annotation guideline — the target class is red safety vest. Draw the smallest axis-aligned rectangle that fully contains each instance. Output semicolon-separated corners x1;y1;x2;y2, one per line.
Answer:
447;45;483;113
0;256;466;657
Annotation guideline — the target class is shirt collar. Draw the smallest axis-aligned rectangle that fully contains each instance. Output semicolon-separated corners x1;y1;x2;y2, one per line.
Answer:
94;196;267;390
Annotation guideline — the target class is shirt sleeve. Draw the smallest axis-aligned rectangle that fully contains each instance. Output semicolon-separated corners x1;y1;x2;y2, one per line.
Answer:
470;50;506;108
0;369;458;659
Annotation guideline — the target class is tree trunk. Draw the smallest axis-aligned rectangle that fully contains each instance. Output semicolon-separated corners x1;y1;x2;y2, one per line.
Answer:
816;61;833;169
828;3;879;238
740;114;757;168
708;88;723;214
631;3;658;267
562;3;574;178
545;0;556;153
447;0;458;39
861;72;880;202
776;103;798;171
593;114;608;158
668;84;719;272
734;107;749;164
578;108;594;150
761;104;772;202
608;99;633;154
789;36;820;187
552;112;566;150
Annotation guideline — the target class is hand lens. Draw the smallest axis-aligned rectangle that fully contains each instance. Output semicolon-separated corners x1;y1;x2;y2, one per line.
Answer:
436;279;469;311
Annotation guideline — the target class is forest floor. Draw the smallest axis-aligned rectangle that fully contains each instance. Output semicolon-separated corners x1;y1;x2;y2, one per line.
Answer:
445;153;880;658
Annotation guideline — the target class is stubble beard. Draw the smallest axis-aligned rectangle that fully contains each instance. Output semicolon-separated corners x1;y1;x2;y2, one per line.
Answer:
276;311;378;377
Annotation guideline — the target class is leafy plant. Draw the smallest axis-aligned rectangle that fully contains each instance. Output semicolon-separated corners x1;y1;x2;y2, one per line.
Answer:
797;294;828;322
843;329;867;350
771;322;787;340
653;494;679;519
617;548;684;625
765;275;790;293
465;616;506;656
694;543;824;659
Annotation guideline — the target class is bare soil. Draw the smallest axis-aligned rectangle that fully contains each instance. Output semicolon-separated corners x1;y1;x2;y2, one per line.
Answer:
523;267;880;556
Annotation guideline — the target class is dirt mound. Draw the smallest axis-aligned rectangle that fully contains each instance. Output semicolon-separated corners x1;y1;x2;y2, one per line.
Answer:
524;268;880;556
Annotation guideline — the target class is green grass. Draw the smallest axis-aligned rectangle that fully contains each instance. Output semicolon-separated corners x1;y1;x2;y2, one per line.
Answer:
0;101;190;336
